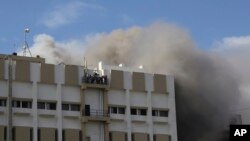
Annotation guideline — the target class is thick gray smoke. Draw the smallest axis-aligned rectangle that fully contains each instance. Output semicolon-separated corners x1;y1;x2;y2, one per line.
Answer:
28;22;241;141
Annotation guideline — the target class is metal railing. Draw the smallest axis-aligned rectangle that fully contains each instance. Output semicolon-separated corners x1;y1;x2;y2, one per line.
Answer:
82;73;108;85
82;109;109;117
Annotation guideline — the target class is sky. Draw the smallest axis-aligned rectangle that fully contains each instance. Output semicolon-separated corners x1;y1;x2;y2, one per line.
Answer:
1;0;250;54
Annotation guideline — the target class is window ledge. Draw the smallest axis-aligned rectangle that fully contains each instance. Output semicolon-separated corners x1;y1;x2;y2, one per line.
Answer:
13;108;32;115
110;113;125;121
38;109;56;117
153;116;168;123
63;111;80;118
131;115;147;122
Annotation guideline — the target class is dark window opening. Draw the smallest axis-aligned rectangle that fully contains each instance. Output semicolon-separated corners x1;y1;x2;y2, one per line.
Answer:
55;129;58;141
71;104;80;111
110;107;117;114
62;104;69;111
160;111;168;117
48;103;56;110
4;127;6;140
152;110;157;116
38;129;40;141
131;108;137;115
22;101;32;108
79;131;82;141
118;107;125;114
85;105;90;116
37;102;45;109
30;128;33;141
12;101;21;108
0;99;6;107
140;109;147;116
62;130;65;141
12;127;15;141
109;132;112;141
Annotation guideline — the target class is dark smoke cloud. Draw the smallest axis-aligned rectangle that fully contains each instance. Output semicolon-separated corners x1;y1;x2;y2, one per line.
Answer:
28;22;240;141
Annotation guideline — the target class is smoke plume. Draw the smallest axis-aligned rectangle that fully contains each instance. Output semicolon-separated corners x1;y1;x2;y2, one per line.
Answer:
28;22;241;141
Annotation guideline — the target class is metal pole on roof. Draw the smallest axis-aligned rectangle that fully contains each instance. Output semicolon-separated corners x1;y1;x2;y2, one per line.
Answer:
23;28;32;57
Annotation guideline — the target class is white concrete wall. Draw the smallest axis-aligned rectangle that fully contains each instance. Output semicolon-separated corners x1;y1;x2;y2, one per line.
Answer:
13;115;33;127
153;123;170;134
13;82;32;99
30;63;40;82
108;90;126;106
151;94;168;108
86;122;104;141
0;81;8;97
85;89;102;110
109;121;126;132
37;84;57;101
61;86;81;103
130;92;147;107
62;118;81;129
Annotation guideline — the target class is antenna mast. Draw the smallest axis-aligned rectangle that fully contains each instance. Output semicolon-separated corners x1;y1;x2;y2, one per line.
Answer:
22;28;32;57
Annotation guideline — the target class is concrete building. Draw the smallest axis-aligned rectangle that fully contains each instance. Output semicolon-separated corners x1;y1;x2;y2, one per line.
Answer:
0;54;178;141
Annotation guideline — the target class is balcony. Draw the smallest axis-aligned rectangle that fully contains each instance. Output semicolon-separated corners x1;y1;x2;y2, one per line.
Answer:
82;109;110;122
81;73;109;90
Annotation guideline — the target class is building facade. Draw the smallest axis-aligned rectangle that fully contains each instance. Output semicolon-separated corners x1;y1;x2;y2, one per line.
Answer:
0;54;178;141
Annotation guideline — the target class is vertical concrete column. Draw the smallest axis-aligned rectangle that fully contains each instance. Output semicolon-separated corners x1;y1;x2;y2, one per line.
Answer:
125;89;131;141
55;64;64;141
81;122;86;141
32;82;38;141
145;74;154;141
104;123;109;141
103;90;109;141
147;91;153;141
80;89;86;141
167;75;178;141
57;84;62;141
124;71;132;141
31;63;40;141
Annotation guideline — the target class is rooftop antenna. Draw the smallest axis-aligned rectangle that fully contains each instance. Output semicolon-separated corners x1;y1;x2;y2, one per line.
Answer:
22;28;32;57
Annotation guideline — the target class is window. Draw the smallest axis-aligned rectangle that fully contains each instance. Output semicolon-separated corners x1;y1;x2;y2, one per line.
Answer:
22;101;32;108
110;107;117;114
131;108;147;116
139;109;147;116
12;101;21;108
12;100;32;108
131;108;137;115
152;110;158;116
109;106;125;114
71;104;80;111
152;109;168;117
118;107;125;114
38;102;56;110
62;103;80;111
160;111;168;117
37;102;45;109
62;104;69;110
0;99;6;107
48;103;56;110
